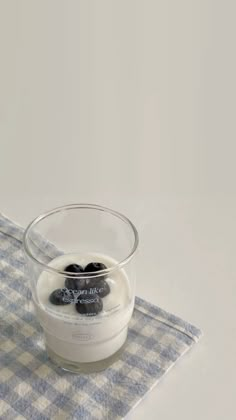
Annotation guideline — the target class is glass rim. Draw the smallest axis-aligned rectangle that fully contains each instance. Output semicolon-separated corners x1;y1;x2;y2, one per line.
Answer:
23;203;139;278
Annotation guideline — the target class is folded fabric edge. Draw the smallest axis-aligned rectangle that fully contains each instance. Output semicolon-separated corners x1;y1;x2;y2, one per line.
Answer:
135;296;202;342
0;212;25;241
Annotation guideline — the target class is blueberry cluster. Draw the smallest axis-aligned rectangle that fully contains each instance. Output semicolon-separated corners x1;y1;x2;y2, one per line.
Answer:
49;262;110;316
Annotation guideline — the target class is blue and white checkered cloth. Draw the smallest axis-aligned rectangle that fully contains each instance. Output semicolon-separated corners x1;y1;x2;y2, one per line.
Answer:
0;213;202;420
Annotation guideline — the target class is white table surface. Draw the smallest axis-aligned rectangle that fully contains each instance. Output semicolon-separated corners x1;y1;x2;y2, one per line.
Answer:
1;1;236;419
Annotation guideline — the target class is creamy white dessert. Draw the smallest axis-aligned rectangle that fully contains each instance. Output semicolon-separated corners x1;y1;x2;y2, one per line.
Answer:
34;253;133;364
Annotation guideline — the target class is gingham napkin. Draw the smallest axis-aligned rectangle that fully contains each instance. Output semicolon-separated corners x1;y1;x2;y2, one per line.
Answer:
0;213;202;420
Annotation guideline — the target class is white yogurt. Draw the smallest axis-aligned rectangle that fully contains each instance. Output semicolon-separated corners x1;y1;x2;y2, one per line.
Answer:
34;253;133;363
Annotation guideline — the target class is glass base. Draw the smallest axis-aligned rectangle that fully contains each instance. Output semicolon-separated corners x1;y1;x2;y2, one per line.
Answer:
46;340;127;373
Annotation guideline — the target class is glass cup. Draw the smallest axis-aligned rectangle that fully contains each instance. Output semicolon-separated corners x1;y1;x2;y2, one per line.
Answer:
23;204;139;373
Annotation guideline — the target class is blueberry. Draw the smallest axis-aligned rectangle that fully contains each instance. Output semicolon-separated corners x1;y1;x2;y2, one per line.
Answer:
84;262;107;276
84;262;107;283
49;289;71;305
83;262;110;296
64;264;84;274
96;279;110;298
75;294;103;316
64;264;85;290
65;277;86;290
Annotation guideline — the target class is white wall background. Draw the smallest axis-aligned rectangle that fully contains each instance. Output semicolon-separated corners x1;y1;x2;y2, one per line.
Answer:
1;1;236;419
1;0;236;208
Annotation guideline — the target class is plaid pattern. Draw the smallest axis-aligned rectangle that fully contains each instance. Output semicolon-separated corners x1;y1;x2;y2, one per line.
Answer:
0;213;202;420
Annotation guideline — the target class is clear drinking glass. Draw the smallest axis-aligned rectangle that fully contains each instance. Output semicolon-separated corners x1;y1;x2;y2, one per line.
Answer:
23;204;139;373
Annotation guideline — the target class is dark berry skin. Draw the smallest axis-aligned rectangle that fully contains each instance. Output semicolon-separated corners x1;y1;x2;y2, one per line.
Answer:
84;262;107;283
64;264;86;290
49;289;71;305
84;262;107;276
75;294;103;316
84;262;110;296
65;277;86;290
99;279;110;297
64;264;84;274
